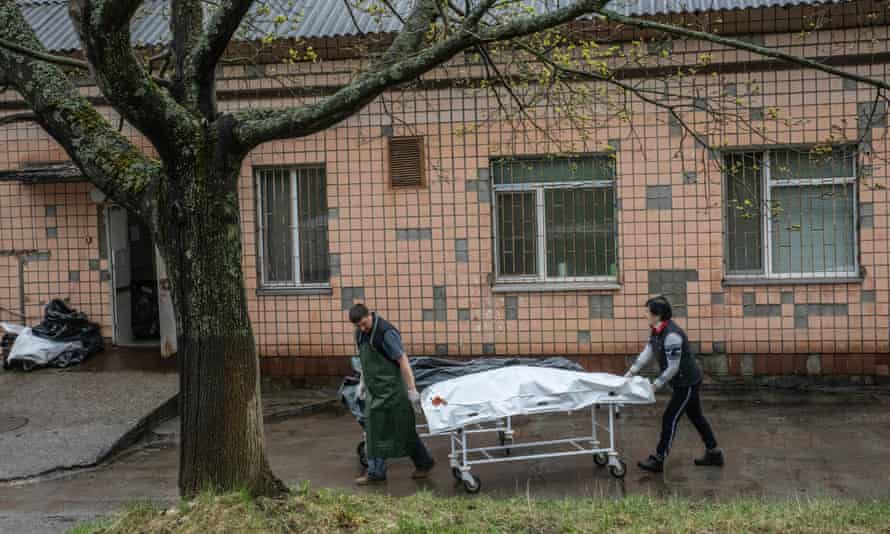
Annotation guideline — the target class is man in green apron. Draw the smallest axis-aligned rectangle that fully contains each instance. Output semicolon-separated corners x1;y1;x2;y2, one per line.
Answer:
349;304;435;484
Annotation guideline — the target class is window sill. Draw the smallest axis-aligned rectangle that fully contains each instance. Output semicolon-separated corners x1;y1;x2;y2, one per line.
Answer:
492;281;620;293
722;276;863;287
257;286;333;296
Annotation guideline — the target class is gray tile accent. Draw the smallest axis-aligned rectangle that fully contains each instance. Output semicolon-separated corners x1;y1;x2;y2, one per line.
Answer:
45;205;57;217
858;101;888;135
646;185;672;210
455;239;469;263
794;316;809;329
245;64;266;78
89;259;100;271
862;290;877;303
781;291;794;305
46;227;58;238
588;295;614;319
737;34;765;46
713;341;726;354
668;113;683;136
648;270;698;317
68;271;80;282
795;304;848;317
380;125;393;137
607;139;621;151
458;308;471;321
396;228;433;241
477;168;490;181
24;251;51;262
724;83;737;97
466;179;491;203
435;344;448;356
504;296;519;320
341;287;365;310
423;309;435;321
749;107;764;120
683;172;697;184
482;343;496;355
693;97;709;112
711;292;724;305
327;208;339;220
860;203;874;229
744;304;781;317
433;286;447;320
577;331;591;344
100;270;111;282
329;254;341;276
843;78;859;91
743;292;756;306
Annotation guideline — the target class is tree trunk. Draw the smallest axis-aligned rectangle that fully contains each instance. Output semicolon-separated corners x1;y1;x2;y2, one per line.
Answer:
158;127;285;498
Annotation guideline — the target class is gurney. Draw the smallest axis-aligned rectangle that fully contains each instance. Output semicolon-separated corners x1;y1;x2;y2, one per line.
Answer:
339;356;584;468
420;366;656;493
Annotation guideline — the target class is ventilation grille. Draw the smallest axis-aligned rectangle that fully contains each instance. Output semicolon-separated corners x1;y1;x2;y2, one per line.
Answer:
389;136;425;188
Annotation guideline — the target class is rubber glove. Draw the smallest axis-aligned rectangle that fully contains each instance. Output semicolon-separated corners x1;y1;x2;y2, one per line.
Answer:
357;374;366;401
408;389;422;414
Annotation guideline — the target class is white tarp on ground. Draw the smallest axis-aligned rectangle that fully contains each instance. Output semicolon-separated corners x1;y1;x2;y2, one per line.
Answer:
421;366;656;434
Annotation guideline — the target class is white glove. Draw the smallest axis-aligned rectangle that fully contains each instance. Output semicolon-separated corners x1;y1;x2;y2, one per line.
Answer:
624;368;636;378
652;378;664;391
408;389;422;414
357;375;366;401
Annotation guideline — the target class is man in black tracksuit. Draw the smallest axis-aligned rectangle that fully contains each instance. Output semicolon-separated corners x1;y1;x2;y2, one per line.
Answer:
625;296;725;473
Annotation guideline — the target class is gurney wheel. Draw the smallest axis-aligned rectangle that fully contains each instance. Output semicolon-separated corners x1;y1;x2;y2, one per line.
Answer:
462;474;481;494
357;440;368;468
609;460;627;479
593;453;609;467
452;467;463;481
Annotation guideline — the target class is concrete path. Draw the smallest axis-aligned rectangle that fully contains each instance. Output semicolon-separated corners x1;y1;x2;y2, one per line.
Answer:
0;358;178;482
2;388;890;533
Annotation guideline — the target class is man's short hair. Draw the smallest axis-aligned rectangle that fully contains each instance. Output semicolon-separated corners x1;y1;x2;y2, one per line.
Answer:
645;296;673;322
349;303;370;324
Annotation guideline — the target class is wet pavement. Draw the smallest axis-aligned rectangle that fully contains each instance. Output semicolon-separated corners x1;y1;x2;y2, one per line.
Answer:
2;388;890;533
0;348;177;482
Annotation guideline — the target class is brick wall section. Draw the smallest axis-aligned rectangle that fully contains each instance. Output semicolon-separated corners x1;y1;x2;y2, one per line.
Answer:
1;21;889;378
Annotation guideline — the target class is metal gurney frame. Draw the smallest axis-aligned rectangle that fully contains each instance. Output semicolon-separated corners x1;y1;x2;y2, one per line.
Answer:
440;396;637;493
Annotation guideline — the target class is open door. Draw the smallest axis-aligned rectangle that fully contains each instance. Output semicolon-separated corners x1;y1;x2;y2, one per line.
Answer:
107;206;132;344
155;250;177;357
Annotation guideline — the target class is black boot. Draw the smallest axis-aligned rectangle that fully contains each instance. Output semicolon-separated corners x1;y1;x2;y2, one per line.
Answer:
638;454;664;473
694;448;725;467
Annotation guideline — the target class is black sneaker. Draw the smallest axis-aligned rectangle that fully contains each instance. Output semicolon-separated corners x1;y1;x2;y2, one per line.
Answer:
694;448;725;467
638;454;664;473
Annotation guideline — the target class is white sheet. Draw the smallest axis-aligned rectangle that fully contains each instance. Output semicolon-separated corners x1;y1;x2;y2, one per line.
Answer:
421;366;655;434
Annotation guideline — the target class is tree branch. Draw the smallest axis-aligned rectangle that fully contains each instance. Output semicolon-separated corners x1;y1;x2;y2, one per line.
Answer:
69;0;198;162
232;0;607;149
171;0;205;113
190;0;254;117
0;38;90;70
0;112;39;127
0;0;164;220
597;9;890;92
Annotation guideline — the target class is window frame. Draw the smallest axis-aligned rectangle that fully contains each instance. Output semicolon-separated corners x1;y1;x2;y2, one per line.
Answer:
723;147;859;281
491;155;619;288
254;165;331;291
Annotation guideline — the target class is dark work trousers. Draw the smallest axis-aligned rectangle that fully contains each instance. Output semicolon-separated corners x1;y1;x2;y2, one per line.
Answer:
367;435;435;480
655;383;718;460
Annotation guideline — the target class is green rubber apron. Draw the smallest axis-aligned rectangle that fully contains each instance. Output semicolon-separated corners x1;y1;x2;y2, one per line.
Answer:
359;316;417;459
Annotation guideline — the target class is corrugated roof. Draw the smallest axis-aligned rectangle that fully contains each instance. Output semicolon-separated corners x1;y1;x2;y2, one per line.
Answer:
16;0;846;52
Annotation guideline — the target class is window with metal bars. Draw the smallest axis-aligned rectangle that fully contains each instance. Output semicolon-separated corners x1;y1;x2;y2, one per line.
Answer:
724;146;858;280
491;155;618;286
388;136;425;188
255;166;330;288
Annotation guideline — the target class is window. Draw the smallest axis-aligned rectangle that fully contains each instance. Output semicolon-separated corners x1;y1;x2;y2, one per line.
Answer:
724;147;858;280
256;166;330;288
491;156;618;286
389;136;425;188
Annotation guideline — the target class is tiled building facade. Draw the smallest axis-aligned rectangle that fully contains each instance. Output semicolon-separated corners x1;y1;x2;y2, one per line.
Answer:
1;1;888;379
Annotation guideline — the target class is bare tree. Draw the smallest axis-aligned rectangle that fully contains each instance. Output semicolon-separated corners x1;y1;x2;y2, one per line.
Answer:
0;0;886;497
